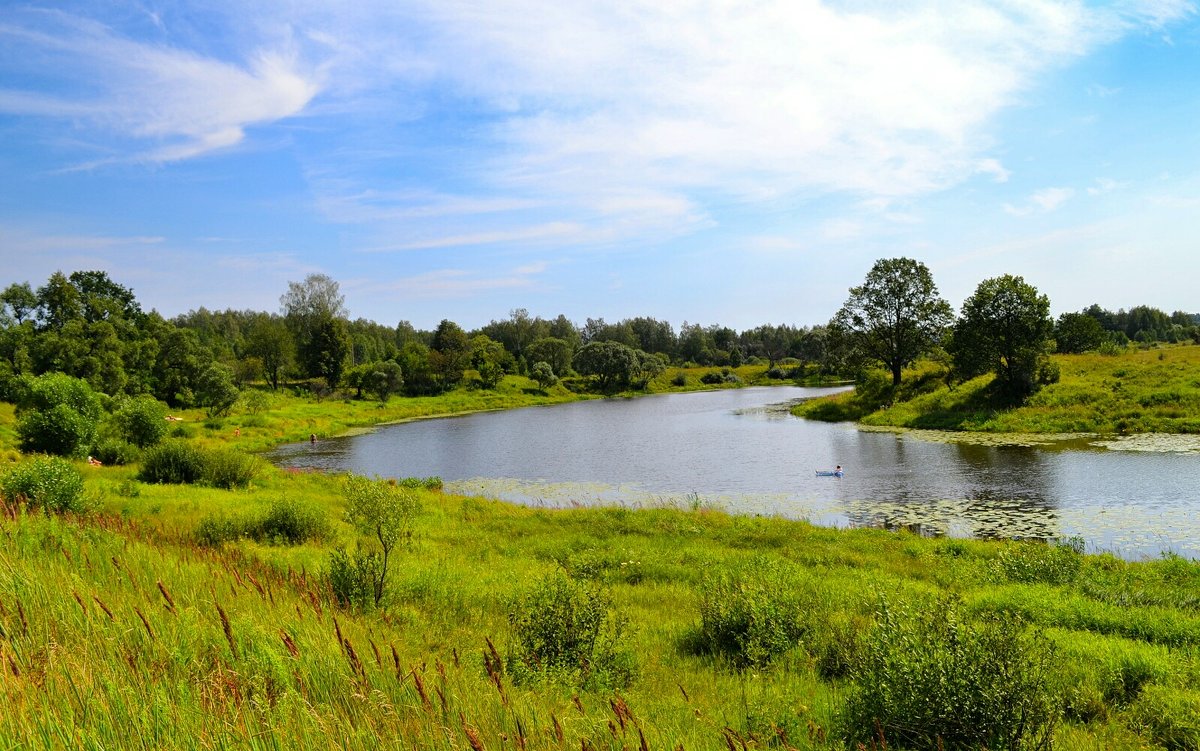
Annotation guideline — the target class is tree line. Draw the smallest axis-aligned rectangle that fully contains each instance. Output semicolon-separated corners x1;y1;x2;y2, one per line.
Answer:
2;267;1194;409
0;270;832;405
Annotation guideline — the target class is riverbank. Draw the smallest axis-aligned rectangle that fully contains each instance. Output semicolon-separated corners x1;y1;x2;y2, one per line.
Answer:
5;463;1200;750
793;343;1200;435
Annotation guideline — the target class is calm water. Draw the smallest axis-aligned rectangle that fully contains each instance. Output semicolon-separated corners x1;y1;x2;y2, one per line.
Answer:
269;386;1200;559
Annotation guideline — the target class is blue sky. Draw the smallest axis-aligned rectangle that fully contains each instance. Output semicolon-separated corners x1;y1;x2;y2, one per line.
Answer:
2;1;1198;331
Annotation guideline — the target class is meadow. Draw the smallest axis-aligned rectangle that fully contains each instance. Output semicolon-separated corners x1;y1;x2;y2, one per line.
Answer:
4;364;1200;749
795;343;1200;435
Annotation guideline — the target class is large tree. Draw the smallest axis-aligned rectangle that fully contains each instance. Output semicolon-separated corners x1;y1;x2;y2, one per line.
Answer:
830;258;953;386
950;274;1055;399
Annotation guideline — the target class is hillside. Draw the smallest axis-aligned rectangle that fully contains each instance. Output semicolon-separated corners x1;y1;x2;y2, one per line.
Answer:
796;344;1200;435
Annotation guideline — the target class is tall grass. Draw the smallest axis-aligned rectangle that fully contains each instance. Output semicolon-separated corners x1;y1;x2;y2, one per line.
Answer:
6;468;1200;749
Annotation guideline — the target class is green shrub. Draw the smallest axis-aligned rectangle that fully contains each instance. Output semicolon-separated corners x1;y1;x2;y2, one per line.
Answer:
394;476;443;491
138;441;258;489
670;371;687;387
138;440;207;485
195;514;250;546
695;557;814;669
90;437;141;466
16;373;103;458
255;497;330;544
324;548;382;611
507;571;636;689
1;456;89;514
1129;685;1200;751
112;395;168;448
843;597;1059;750
202;448;260;489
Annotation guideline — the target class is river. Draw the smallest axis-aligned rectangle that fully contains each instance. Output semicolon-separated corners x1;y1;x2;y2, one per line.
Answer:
267;386;1200;559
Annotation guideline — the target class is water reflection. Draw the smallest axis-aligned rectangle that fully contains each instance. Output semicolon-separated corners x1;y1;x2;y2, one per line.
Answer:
268;386;1200;559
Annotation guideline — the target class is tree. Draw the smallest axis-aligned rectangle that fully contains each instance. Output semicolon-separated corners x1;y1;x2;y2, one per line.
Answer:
281;274;348;381
830;258;953;386
363;361;404;402
430;320;470;391
1054;312;1106;354
112;394;168;448
526;337;573;377
343;476;421;606
1;283;37;324
194;362;240;417
950;274;1055;399
244;314;294;390
15;373;103;457
470;335;508;389
573;341;639;391
303;316;351;389
530;361;558;390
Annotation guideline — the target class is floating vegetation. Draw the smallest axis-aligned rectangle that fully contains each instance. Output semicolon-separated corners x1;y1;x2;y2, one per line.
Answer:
858;425;1096;449
1090;433;1200;454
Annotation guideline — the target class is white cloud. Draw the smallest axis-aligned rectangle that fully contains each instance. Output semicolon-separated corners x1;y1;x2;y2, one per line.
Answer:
1004;186;1076;215
976;158;1013;183
0;10;320;163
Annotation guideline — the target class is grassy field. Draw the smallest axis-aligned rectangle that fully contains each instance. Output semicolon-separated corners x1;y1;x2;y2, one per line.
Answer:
796;343;1200;435
5;466;1200;749
4;366;1200;748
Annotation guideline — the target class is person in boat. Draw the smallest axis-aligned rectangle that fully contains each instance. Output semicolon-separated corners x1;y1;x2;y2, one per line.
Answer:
835;465;843;475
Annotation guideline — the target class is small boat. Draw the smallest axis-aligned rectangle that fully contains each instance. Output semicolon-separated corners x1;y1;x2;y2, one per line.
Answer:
815;469;844;477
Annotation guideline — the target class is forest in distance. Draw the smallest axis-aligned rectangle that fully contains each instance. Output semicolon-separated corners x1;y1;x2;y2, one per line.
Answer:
1;263;1197;412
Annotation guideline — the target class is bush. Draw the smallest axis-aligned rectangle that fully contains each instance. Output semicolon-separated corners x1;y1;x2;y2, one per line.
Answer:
112;395;168;448
507;571;636;689
325;548;382;611
138;441;207;485
1;456;89;514
90;437;141;466
255;497;330;544
195;514;250;546
202;448;260;489
842;597;1058;750
16;373;103;458
138;441;258;489
670;371;688;387
695;557;814;669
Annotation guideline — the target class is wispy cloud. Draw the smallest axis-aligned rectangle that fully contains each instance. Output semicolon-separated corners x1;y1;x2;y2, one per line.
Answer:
349;264;548;299
0;9;320;164
1005;187;1077;215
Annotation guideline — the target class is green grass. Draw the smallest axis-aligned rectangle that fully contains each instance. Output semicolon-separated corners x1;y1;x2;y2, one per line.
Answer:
3;461;1200;748
796;343;1200;434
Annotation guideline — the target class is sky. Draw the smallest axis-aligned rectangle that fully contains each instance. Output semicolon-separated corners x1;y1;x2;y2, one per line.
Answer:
1;0;1199;332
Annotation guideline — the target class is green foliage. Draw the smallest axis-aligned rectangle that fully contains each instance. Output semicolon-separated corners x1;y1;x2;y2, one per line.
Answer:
951;274;1054;400
196;497;329;546
15;372;103;457
343;475;421;605
843;597;1059;750
1055;312;1107;354
241;389;272;415
830;257;954;386
138;440;258;488
194;362;240;418
572;340;640;391
256;497;331;544
138;440;207;484
324;547;383;611
694;557;814;669
90;437;141;466
0;455;89;514
530;361;558;390
198;447;260;489
506;571;636;689
112;394;168;448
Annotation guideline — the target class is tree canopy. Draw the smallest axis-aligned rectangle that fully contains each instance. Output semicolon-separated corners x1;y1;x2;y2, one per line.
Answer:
830;258;953;386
